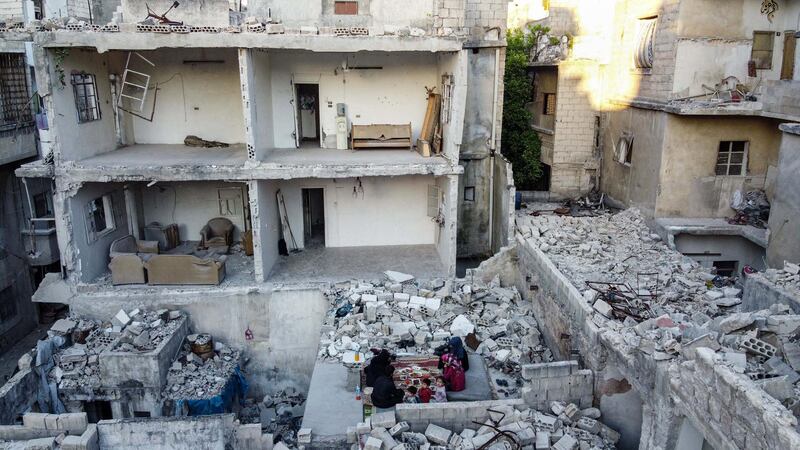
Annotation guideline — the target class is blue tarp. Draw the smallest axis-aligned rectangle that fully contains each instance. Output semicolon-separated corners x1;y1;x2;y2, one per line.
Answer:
174;366;248;416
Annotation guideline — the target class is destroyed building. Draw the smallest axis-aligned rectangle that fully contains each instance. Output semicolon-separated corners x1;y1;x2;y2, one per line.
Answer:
1;1;800;450
519;0;800;274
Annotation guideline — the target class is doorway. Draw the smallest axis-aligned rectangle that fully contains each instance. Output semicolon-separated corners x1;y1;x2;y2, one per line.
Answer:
295;84;320;148
302;188;325;248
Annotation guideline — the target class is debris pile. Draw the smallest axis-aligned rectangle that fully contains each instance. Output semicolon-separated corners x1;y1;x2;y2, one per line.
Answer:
729;190;770;228
320;271;553;397
517;206;800;416
44;309;185;391
762;261;800;296
255;388;307;447
345;403;619;449
110;309;185;353
163;336;241;400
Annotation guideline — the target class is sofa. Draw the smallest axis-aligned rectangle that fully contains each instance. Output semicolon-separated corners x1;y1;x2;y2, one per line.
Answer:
143;254;227;285
108;235;159;285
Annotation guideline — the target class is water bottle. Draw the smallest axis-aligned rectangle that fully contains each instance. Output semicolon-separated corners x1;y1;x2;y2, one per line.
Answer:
355;386;362;401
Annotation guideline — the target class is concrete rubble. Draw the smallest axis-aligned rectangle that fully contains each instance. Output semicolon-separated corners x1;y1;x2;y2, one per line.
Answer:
320;271;553;397
762;261;800;297
517;206;800;420
346;403;620;450
44;309;185;392
163;338;241;400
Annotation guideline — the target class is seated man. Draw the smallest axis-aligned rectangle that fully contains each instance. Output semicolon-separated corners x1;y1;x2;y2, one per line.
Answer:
370;366;404;409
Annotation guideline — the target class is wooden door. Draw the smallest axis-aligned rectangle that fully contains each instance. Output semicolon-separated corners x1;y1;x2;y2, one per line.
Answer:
781;31;796;80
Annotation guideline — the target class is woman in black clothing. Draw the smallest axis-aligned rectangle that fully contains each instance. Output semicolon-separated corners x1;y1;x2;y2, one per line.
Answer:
365;349;394;387
370;365;405;408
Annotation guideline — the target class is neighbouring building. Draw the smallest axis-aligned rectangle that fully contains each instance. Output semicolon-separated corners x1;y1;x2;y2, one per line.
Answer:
0;36;58;355
516;0;800;272
8;0;513;403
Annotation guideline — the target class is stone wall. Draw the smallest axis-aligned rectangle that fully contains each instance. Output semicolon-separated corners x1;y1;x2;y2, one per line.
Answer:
669;348;800;449
520;361;593;410
767;124;800;267
499;233;800;450
96;414;236;450
742;274;800;313
395;399;525;432
550;60;600;196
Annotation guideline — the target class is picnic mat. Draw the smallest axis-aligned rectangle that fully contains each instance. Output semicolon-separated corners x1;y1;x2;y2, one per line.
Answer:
361;356;441;410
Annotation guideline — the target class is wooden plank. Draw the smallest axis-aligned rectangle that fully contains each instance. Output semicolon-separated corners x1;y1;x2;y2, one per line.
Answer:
416;139;431;157
781;31;796;80
420;92;440;143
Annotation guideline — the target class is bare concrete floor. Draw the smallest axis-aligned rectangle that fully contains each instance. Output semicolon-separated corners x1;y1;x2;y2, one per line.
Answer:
262;147;450;167
77;143;248;167
268;245;446;283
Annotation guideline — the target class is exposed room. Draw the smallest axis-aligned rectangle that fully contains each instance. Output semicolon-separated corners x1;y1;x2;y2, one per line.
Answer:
48;47;247;166
70;180;254;287
256;174;457;282
246;49;465;163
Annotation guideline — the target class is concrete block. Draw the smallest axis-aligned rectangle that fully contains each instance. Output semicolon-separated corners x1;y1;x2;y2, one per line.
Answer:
371;411;396;429
44;414;59;430
23;437;54;449
389;422;410;436
60;436;82;450
364;436;383;450
535;431;551;449
424;424;452;445
58;413;88;433
356;422;371;435
552;434;577;450
22;413;48;430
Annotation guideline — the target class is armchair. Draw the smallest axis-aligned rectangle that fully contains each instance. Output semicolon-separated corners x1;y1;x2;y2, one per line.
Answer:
200;217;234;251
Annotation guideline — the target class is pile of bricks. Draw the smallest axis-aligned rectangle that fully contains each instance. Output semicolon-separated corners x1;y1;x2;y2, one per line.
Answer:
320;271;553;397
162;335;241;400
517;205;800;420
338;403;619;450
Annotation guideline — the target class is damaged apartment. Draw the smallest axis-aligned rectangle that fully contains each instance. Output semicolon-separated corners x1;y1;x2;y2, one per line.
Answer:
0;0;799;450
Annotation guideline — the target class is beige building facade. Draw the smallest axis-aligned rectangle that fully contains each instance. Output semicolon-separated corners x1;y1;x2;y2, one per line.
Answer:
514;0;800;270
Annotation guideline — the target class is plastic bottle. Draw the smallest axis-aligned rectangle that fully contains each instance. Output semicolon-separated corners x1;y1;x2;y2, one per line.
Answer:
355;386;361;401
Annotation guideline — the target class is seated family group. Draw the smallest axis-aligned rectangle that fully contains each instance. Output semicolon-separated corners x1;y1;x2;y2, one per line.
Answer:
365;337;468;409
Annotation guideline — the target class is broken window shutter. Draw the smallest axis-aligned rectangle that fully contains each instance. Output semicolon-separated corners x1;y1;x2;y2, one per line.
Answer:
427;185;439;218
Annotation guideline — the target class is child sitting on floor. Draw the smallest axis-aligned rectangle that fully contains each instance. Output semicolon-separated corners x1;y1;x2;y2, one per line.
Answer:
432;376;448;403
418;378;433;403
404;385;420;403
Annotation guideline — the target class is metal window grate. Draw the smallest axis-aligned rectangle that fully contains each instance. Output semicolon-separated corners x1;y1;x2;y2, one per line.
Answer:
0;53;33;129
715;141;748;176
543;93;556;115
71;72;101;123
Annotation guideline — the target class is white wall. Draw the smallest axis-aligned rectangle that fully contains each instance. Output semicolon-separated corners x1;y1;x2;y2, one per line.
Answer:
70;183;129;282
121;0;230;27
129;49;246;145
51;49;119;161
672;41;753;98
437;51;469;161
277;175;437;248
435;174;458;276
249;0;435;28
266;52;438;149
140;181;249;243
254;180;281;281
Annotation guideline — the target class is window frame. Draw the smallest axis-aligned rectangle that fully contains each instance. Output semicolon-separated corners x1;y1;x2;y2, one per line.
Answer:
464;186;476;202
86;193;116;242
715;141;749;176
543;93;557;116
751;31;775;70
616;133;634;166
633;17;657;72
334;1;359;15
71;72;101;123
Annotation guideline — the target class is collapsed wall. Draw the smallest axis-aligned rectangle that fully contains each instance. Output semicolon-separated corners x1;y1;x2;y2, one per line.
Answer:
489;206;800;450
